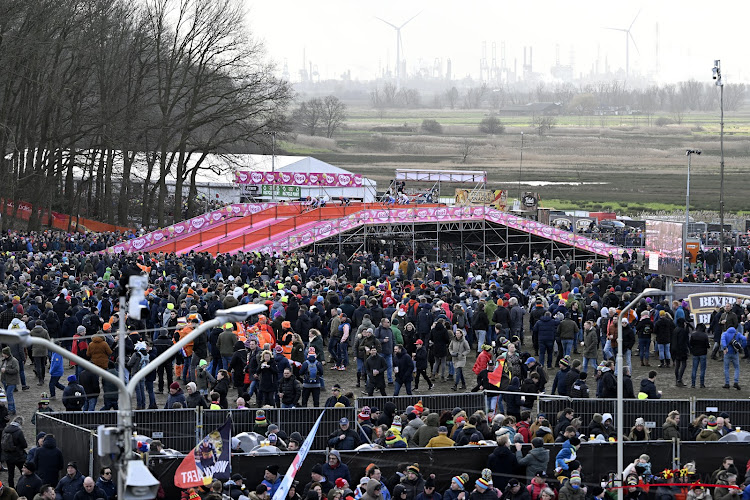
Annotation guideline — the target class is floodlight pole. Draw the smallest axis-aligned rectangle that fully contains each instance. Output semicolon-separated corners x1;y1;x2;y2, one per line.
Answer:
518;131;524;202
616;288;673;500
685;150;700;273
713;60;724;285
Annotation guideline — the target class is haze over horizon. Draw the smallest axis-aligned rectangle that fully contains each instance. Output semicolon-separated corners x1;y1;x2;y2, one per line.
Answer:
247;0;750;86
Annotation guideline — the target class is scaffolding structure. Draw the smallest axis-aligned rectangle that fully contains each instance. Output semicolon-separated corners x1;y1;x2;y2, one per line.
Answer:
311;217;608;272
391;169;488;204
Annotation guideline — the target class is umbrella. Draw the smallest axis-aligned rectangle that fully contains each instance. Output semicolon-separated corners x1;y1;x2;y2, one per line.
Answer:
718;431;750;442
234;432;264;452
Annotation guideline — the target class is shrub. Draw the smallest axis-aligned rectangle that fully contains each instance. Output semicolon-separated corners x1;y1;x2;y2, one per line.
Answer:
421;119;443;134
479;115;505;135
654;116;675;127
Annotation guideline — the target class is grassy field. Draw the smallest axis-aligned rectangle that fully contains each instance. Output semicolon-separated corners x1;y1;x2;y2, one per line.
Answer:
283;107;750;217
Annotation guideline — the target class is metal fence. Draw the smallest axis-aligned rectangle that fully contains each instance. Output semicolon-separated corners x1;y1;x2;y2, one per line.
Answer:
537;397;691;440
35;413;95;478
41;407;356;454
693;399;750;430
356;392;487;416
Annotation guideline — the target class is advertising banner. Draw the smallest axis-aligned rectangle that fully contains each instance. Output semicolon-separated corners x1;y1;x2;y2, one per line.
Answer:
235;171;363;187
685;239;701;264
520;192;540;212
261;185;301;197
646;220;684;278
454;189;488;205
687;292;750;327
175;418;231;488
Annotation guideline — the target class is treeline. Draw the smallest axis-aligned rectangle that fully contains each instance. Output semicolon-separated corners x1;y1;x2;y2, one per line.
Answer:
0;0;292;230
370;80;746;117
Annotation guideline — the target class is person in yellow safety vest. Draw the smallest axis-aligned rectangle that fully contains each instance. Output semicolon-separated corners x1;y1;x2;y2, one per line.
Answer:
279;321;294;360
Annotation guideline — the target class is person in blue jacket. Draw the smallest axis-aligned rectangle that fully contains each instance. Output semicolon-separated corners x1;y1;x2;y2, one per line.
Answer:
48;351;65;398
261;464;284;497
721;326;746;389
322;449;351;487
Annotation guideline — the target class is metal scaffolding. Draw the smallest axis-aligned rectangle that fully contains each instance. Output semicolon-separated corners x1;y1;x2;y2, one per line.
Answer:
311;218;608;270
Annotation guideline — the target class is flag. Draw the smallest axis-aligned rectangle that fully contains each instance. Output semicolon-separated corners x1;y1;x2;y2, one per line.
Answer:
272;411;325;500
175;417;232;489
487;356;508;387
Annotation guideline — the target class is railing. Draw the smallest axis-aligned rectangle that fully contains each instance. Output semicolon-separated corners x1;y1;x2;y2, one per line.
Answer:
356;392;487;416
41;407;356;454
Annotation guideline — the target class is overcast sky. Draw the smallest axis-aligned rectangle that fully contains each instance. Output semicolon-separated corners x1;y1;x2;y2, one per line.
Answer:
247;0;749;84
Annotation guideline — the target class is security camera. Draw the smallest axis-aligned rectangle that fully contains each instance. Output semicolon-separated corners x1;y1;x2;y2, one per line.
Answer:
122;459;160;500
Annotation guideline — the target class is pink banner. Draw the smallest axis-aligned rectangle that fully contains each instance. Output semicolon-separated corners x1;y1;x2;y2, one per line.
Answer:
109;203;275;254
235;171;363;188
249;206;630;259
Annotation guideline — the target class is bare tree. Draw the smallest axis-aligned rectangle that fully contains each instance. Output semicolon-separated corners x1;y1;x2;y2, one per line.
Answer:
532;115;556;136
445;87;459;109
459;138;476;163
723;83;746;112
322;95;347;138
293;98;324;136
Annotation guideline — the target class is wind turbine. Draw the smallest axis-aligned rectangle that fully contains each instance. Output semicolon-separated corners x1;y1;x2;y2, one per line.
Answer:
605;9;641;77
375;12;420;89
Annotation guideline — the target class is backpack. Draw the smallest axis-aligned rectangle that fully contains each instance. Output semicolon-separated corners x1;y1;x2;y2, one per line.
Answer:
307;361;318;384
1;431;14;453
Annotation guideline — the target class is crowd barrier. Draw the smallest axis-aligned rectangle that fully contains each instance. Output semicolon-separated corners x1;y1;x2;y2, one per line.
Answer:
148;441;750;499
356;392;487;416
35;413;96;478
538;397;692;440
40;407;357;454
693;399;750;430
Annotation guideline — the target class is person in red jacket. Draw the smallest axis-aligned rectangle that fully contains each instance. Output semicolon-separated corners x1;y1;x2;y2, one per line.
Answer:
473;345;493;375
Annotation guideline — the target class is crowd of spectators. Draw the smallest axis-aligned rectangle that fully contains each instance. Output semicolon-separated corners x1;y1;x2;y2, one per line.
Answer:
0;224;746;498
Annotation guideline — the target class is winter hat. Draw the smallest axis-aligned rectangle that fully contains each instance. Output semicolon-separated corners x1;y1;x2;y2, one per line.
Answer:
358;407;371;420
274;345;283;354
707;415;718;429
0;393;7;404
0;347;10;357
391;416;402;429
335;478;348;489
255;410;268;426
39;392;50;404
385;432;398;445
169;382;180;391
67;375;77;383
265;465;280;475
452;474;468;490
311;464;324;476
424;478;436;489
475;478;490;490
634;417;645;426
481;469;493;484
413;400;424;414
627;476;639;486
570;471;581;485
198;359;208;368
22;462;35;472
407;464;420;475
135;341;147;351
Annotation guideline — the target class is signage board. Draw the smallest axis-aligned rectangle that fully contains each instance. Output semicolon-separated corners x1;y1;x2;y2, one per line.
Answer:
261;185;300;197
